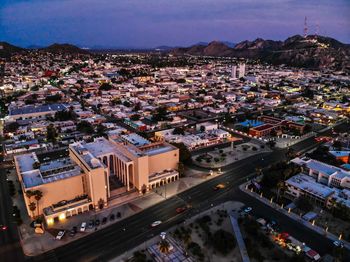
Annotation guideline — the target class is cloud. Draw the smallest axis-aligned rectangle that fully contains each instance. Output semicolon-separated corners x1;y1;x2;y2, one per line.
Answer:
0;0;349;47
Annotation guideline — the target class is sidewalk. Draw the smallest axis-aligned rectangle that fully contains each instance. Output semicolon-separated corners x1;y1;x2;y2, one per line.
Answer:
239;182;350;251
229;212;250;262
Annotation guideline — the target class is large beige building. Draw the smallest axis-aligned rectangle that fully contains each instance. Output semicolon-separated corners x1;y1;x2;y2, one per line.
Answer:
14;134;179;224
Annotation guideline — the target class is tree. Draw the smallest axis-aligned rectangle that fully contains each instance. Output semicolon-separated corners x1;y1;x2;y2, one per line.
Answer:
45;94;61;103
25;190;35;200
5;122;19;133
158;239;170;254
177;162;185;177
296;197;313;212
131;251;147;262
211;229;236;255
96;124;107;137
98;198;105;209
99;83;113;91
28;202;36;218
153;106;168;121
32;161;41;169
34;190;43;217
172;127;184;135
77;121;94;134
130;114;141;121
46;124;58;143
171;142;191;163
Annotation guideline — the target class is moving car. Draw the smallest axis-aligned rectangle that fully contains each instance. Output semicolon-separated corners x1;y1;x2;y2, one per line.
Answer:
243;207;252;213
213;183;226;191
176;206;187;214
56;230;65;240
151;220;162;227
80;222;86;232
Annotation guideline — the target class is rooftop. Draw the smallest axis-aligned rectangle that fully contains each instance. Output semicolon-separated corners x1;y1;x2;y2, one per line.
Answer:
9;103;67;116
286;174;335;199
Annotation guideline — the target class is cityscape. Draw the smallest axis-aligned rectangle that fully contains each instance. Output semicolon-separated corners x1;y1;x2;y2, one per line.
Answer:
0;1;350;262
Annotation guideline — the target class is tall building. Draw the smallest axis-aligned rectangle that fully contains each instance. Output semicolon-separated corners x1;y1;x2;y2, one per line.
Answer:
231;65;237;79
238;63;246;78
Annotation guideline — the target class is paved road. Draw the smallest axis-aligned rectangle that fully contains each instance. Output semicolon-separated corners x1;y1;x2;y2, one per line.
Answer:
8;121;350;261
0;169;25;262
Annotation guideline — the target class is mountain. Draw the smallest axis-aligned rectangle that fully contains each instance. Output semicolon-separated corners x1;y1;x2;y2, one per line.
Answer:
40;43;89;54
171;36;350;71
0;42;25;58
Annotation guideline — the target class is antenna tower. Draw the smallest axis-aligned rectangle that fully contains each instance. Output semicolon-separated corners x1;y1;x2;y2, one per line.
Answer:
303;16;308;38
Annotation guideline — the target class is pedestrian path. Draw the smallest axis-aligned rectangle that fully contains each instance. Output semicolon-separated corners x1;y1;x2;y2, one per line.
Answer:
229;212;251;262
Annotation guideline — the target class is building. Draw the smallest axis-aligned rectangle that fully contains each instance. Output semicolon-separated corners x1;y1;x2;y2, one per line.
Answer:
231;65;237;79
15;134;180;224
292;157;350;189
238;63;246;78
7;103;68;121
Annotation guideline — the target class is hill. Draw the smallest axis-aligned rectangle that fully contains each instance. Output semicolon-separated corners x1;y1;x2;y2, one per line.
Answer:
0;42;25;58
171;35;350;71
40;43;89;54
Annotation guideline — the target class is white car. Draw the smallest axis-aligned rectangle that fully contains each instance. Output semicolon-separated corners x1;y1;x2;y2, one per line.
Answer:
80;222;86;232
243;207;252;213
333;241;344;248
151;220;162;227
56;230;65;240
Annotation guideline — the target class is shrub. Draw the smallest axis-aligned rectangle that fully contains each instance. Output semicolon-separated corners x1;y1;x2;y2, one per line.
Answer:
211;229;236;255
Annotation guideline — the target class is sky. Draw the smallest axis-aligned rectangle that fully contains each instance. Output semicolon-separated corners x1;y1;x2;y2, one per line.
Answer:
1;0;349;48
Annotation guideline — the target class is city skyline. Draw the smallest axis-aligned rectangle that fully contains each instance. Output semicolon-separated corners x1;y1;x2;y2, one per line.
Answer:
1;0;350;48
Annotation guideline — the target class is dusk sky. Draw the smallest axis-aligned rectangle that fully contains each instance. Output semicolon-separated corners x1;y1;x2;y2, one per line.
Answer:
1;0;349;48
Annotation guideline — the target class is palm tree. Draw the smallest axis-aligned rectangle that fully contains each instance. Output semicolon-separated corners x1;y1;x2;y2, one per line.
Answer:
158;240;170;254
276;181;285;202
28;202;36;218
34;190;43;217
25;190;34;200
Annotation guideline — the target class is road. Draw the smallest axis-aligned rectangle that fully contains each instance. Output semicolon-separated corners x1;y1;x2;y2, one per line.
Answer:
0;168;25;262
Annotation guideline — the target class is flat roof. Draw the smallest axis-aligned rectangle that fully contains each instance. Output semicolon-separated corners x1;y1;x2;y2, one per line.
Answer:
9;103;67;116
286;174;334;199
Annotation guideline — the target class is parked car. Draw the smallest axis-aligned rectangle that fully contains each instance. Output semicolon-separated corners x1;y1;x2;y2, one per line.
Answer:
102;217;107;224
151;221;162;227
80;222;86;232
56;230;65;240
69;227;77;237
333;241;344;248
88;220;94;229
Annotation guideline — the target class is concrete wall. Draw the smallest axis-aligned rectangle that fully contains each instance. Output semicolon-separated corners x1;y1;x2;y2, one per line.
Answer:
148;148;179;174
24;174;85;217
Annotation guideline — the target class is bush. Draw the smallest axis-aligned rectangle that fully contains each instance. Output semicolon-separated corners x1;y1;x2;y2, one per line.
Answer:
211;229;236;255
188;242;204;259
